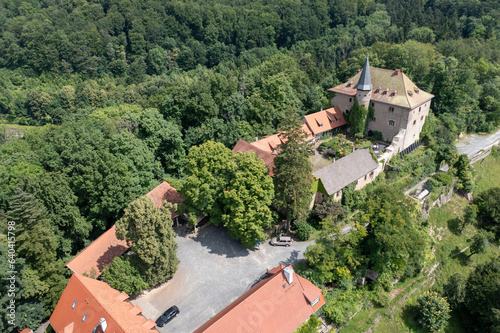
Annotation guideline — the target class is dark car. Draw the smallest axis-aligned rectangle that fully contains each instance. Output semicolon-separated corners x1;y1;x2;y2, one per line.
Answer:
155;305;179;327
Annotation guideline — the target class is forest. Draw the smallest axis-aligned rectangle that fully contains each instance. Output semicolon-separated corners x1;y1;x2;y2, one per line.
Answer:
0;0;499;331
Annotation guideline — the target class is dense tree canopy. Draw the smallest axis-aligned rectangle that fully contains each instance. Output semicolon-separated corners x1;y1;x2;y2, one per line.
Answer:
181;141;274;247
116;196;179;286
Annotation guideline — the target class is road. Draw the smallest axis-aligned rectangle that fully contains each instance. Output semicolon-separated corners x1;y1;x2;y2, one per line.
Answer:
456;129;500;158
131;226;312;333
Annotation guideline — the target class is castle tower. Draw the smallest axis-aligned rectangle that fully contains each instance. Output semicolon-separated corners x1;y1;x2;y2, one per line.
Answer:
354;57;373;109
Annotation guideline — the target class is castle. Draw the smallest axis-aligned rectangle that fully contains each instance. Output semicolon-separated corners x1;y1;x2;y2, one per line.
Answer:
329;57;434;150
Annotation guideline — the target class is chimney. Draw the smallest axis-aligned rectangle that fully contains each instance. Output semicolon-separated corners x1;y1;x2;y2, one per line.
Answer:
394;69;401;76
284;267;293;285
352;146;355;153
100;318;108;332
332;157;335;163
255;137;258;142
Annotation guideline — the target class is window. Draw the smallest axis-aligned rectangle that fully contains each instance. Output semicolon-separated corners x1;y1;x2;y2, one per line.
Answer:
421;116;424;120
371;102;374;107
346;109;350;114
389;120;395;126
413;120;416;125
370;171;374;177
82;312;88;322
419;107;421;112
371;117;376;121
349;98;352;102
364;175;367;180
389;107;394;112
72;300;77;309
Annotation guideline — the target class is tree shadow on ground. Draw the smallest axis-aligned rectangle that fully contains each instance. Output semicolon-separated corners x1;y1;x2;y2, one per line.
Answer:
280;250;300;267
450;246;469;266
193;226;250;258
447;218;461;235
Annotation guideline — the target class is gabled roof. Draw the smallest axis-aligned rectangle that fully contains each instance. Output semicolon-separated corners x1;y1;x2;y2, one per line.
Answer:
233;139;276;176
302;107;347;136
329;68;434;109
355;57;373;91
49;274;157;333
66;226;129;278
250;133;284;153
313;148;378;195
194;264;325;333
146;181;184;218
301;123;314;141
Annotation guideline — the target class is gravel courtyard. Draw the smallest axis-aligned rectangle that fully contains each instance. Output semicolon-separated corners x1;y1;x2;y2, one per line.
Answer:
131;225;313;333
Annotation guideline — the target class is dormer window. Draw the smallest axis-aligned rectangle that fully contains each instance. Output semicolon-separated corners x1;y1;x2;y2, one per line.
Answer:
390;90;397;97
72;300;77;309
375;87;381;93
414;87;420;93
408;90;413;96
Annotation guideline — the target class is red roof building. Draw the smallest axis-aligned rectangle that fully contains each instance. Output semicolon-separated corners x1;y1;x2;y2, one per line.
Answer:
232;139;276;176
145;181;184;219
49;273;157;333
302;107;347;138
194;264;325;333
66;226;129;278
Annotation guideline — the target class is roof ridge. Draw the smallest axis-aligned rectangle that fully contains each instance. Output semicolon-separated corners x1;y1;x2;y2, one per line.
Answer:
401;72;411;108
66;225;127;271
237;139;271;156
74;274;128;333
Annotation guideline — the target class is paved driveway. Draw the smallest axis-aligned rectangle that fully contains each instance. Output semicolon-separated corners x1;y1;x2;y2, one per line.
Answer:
131;226;313;333
456;129;500;158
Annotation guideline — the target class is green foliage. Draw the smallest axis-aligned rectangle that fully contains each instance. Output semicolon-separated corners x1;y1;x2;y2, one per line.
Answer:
295;221;315;241
475;187;500;239
181;141;274;247
102;257;148;295
444;273;467;309
273;112;313;228
465;256;500;332
361;185;430;279
416;291;451;332
323;288;362;327
313;200;345;221
294;314;322;333
454;154;475;193
346;99;368;137
459;204;477;234
116;196;179;286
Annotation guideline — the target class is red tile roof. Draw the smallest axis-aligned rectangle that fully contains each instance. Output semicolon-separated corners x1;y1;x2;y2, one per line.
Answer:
249;133;284;153
146;181;184;218
194;264;325;333
233;139;276;176
49;274;158;333
66;226;129;278
19;329;33;333
329;67;434;109
302;107;347;136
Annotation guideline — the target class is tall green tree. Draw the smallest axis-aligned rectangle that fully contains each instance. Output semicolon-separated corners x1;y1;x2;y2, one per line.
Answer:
116;196;179;286
101;257;148;295
465;256;500;332
475;187;500;240
416;291;451;332
181;141;274;247
273;112;313;231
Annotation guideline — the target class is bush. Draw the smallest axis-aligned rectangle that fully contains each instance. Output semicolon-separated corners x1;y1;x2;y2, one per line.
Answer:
295;314;322;333
295;221;315;240
373;291;391;308
372;130;383;141
416;291;451;332
102;256;148;295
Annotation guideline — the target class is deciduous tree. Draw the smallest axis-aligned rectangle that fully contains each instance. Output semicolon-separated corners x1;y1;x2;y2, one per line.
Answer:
116;196;179;286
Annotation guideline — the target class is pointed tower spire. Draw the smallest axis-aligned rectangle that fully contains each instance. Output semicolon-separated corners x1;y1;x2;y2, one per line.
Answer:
355;56;373;91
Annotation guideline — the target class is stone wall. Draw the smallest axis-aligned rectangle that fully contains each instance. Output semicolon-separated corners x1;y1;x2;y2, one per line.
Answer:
421;183;455;219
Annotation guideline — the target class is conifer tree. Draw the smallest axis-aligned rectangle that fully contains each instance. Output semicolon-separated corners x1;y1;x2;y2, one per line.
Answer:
273;111;313;231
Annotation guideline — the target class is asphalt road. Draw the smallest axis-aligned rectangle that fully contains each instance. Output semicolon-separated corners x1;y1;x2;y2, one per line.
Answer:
456;129;500;158
131;226;312;333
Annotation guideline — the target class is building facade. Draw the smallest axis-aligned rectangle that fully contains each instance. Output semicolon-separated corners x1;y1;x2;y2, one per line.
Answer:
329;58;434;151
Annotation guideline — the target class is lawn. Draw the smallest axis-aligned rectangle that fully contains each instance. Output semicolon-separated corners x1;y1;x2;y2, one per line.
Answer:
473;150;500;192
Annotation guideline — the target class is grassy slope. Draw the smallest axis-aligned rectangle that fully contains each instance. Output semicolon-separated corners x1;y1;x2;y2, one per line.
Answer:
340;153;500;333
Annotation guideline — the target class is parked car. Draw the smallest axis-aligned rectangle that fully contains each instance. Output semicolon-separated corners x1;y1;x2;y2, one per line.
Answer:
155;305;179;327
270;236;292;247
